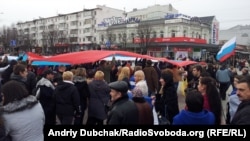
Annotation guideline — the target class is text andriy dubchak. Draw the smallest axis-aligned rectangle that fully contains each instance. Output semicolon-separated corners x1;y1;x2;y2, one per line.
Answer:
47;129;132;138
47;128;205;138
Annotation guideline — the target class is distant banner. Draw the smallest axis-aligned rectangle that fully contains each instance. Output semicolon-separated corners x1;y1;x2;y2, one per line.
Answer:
175;51;188;60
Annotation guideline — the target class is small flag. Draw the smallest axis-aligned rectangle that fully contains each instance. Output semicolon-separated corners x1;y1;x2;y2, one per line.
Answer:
216;36;236;62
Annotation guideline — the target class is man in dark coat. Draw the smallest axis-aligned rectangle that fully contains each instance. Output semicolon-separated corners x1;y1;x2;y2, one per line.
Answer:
231;76;250;124
9;64;28;91
107;81;139;124
19;62;37;95
143;60;159;97
1;60;17;85
35;69;56;125
188;65;202;90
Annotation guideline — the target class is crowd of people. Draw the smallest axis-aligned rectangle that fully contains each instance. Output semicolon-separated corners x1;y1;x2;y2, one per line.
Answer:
0;56;250;140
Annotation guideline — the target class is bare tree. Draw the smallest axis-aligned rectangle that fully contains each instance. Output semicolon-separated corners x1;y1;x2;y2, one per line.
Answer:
58;30;68;44
1;26;9;53
47;24;59;54
1;25;18;54
137;21;153;54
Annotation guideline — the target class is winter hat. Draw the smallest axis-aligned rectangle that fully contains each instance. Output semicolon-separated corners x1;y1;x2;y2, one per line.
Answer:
109;80;128;94
131;87;143;98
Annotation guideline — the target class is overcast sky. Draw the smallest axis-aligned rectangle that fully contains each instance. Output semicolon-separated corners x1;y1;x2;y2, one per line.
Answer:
0;0;250;30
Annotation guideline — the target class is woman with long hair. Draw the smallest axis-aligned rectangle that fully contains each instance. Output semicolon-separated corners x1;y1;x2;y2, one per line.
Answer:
198;76;223;125
155;70;179;124
117;66;131;90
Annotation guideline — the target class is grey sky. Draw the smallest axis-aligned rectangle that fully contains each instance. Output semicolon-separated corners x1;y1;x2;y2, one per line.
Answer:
0;0;250;30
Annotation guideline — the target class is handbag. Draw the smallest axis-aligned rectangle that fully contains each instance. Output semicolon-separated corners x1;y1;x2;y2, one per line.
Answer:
157;105;170;125
158;113;170;125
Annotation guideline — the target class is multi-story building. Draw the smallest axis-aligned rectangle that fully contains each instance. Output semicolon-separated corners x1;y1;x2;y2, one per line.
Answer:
97;4;219;60
16;5;125;54
16;4;219;60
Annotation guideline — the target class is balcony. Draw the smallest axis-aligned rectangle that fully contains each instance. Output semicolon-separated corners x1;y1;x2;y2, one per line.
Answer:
83;24;92;29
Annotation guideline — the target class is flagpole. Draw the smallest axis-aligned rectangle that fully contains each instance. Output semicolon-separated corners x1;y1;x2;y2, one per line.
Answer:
233;52;235;68
233;42;237;68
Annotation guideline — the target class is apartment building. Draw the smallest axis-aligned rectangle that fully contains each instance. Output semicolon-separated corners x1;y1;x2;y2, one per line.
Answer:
16;5;125;54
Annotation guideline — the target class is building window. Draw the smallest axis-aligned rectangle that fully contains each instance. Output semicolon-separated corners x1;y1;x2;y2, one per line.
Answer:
153;31;157;38
203;34;206;39
87;37;91;41
118;34;122;41
192;32;194;38
171;30;175;37
131;33;135;43
108;34;112;41
196;32;199;38
160;31;164;38
123;33;127;42
183;30;186;37
101;35;104;42
113;34;116;42
141;33;144;38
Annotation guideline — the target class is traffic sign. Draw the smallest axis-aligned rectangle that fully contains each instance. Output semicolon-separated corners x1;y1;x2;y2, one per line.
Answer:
10;40;16;47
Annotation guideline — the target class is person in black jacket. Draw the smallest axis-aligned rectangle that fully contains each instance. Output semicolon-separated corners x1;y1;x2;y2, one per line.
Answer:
87;71;110;125
35;69;56;125
73;68;90;125
53;65;66;86
107;80;139;124
1;60;17;85
19;62;37;95
54;71;81;125
155;69;179;124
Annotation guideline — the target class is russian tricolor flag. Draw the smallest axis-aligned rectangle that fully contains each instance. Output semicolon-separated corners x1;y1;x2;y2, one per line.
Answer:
216;36;236;62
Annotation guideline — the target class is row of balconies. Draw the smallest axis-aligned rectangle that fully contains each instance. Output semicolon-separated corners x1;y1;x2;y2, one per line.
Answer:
19;22;95;34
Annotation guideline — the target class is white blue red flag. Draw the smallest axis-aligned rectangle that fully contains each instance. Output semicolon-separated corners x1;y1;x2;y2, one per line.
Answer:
216;36;236;62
